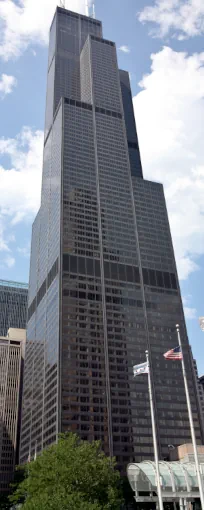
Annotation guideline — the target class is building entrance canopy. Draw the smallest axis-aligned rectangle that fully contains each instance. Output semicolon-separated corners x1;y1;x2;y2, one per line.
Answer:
127;461;204;502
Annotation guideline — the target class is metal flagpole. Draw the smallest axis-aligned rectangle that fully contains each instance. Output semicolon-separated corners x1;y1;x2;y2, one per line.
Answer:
176;324;204;510
145;350;163;510
34;440;37;461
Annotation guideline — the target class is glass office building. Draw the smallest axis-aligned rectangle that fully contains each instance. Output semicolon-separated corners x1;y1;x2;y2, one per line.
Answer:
20;7;204;470
0;280;28;338
0;329;26;492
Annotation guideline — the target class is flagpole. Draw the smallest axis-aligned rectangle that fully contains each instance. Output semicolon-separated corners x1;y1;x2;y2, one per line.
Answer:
176;324;204;510
145;350;163;510
34;440;37;461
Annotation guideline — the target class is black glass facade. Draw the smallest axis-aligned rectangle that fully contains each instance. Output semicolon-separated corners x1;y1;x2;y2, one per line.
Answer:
0;280;28;337
20;7;203;470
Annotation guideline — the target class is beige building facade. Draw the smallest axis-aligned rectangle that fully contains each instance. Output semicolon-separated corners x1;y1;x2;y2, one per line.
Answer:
0;328;26;492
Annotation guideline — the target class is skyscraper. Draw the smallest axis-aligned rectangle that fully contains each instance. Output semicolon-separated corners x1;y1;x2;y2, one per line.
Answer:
198;375;204;428
192;356;204;440
0;328;26;492
20;7;203;470
0;280;28;338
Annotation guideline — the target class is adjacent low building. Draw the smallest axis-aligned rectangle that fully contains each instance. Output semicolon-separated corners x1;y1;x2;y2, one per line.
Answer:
198;375;204;424
127;458;204;508
0;280;28;337
0;328;26;493
192;356;204;439
169;443;204;463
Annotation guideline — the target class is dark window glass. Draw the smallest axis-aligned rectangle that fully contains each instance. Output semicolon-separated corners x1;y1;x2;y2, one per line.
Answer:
170;273;177;290
133;267;140;284
156;270;163;288
126;265;133;282
70;290;77;298
63;254;69;272
78;257;86;275
37;279;46;305
94;259;101;277
104;261;110;279
142;268;149;285
110;263;118;280
149;270;156;286
136;300;143;308
118;264;126;281
86;258;94;276
70;255;77;273
79;291;86;299
163;272;171;288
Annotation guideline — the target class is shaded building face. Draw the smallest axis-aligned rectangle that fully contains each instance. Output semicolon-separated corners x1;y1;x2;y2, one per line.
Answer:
20;7;203;470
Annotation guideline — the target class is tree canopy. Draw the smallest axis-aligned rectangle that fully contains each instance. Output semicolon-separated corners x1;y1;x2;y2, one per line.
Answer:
10;433;123;509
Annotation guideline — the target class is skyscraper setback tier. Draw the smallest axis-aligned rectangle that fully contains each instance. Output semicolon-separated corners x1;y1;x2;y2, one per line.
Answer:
20;7;204;470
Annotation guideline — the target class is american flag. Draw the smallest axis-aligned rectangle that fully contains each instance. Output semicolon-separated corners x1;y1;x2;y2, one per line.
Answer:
163;346;183;360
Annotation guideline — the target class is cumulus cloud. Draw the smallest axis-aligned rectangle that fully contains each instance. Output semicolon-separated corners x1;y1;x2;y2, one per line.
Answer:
0;0;94;60
17;244;31;258
0;73;17;97
133;46;204;280
184;307;197;319
138;0;204;39
4;254;15;268
118;45;130;53
182;295;197;320
0;127;43;260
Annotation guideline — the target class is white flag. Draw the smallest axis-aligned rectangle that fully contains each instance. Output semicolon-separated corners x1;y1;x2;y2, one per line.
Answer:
133;361;149;377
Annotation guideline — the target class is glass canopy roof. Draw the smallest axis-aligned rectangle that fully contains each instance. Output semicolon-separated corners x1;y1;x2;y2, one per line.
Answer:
127;461;204;494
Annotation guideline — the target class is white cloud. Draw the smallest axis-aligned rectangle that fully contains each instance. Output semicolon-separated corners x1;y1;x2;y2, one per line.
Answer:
138;0;204;39
4;255;15;268
0;0;94;60
118;45;130;53
0;220;10;252
133;46;204;280
0;73;17;97
184;307;197;319
182;295;197;319
0;127;43;257
17;244;30;258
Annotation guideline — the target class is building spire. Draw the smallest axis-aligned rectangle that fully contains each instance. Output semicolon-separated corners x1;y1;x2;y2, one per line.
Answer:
85;0;89;16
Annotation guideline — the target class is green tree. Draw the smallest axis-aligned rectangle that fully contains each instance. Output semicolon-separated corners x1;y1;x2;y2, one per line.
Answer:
10;433;123;509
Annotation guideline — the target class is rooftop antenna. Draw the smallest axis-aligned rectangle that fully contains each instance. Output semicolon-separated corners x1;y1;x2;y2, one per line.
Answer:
59;0;65;7
85;0;89;16
92;3;95;18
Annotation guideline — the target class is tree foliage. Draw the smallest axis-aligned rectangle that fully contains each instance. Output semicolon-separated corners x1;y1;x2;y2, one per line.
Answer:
10;433;123;509
0;465;26;509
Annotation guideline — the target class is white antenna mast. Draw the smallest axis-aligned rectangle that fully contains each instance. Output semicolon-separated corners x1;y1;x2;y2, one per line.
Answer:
85;0;89;16
92;3;95;18
59;0;65;7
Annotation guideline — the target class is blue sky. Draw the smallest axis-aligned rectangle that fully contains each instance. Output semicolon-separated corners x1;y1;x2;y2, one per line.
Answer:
0;0;204;373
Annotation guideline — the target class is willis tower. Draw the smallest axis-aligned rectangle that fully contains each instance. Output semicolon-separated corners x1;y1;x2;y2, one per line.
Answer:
20;6;203;470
